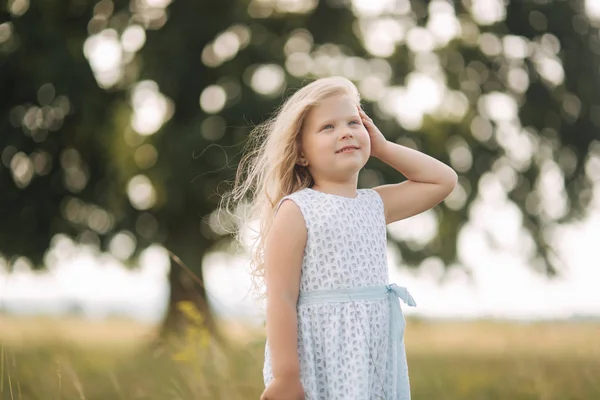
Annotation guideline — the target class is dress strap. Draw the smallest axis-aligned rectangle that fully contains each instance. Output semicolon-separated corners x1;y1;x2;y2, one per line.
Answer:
273;190;311;229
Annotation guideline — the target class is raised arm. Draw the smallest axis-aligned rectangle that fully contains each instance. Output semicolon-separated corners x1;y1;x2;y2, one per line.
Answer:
359;107;457;224
261;199;306;399
373;141;458;224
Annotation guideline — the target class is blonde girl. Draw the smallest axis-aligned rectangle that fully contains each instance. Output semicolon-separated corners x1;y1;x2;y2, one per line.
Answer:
225;76;457;399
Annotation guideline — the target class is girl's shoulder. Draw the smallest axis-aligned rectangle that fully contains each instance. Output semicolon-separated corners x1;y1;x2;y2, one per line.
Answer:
274;188;314;229
279;187;312;204
274;188;311;214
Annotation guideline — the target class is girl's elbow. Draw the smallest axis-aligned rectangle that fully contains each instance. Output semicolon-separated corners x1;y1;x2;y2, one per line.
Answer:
449;169;459;186
267;289;299;308
441;167;458;188
438;169;458;197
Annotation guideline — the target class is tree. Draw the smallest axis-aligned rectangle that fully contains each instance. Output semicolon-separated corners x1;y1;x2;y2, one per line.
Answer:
1;0;598;335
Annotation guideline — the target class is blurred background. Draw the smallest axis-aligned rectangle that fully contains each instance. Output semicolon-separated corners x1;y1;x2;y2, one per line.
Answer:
1;0;600;399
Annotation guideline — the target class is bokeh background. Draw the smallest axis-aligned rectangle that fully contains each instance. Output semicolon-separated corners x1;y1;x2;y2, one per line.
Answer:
1;0;600;399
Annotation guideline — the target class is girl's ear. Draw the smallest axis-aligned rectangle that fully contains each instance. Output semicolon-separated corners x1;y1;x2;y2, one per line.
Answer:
297;157;308;166
297;152;308;166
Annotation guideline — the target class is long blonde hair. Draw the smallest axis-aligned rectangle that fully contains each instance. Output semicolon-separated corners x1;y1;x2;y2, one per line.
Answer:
220;76;361;296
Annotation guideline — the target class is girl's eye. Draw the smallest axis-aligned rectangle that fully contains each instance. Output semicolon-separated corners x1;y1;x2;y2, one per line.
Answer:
349;120;360;125
322;124;334;130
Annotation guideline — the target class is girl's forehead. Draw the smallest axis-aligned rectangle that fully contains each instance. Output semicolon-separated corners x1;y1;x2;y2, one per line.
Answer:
307;95;357;121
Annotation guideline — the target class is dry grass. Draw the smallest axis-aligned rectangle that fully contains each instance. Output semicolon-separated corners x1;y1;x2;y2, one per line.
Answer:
406;319;600;356
0;316;155;347
0;315;599;400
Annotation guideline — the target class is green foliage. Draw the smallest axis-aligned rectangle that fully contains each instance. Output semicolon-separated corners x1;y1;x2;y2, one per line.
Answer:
2;0;600;328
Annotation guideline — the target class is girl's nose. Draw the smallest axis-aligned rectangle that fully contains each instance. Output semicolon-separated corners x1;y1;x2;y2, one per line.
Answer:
340;130;354;139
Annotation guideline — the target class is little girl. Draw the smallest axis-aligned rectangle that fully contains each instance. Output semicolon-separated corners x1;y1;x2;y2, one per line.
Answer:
225;77;457;399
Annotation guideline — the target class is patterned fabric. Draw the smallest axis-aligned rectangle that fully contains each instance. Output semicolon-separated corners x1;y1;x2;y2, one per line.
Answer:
263;188;413;400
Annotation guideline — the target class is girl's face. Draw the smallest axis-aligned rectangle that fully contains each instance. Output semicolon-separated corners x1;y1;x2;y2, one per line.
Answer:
299;95;371;182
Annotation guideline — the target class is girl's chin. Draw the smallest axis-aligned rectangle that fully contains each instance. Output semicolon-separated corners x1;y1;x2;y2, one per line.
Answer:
313;156;367;173
336;160;367;173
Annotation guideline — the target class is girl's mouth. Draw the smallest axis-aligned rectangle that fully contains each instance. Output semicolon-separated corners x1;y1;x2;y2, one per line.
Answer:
336;146;359;154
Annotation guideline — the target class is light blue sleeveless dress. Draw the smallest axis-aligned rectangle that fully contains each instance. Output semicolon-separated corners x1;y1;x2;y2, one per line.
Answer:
263;188;416;400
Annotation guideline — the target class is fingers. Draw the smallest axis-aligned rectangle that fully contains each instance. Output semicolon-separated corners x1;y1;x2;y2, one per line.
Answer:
361;113;373;128
357;105;373;123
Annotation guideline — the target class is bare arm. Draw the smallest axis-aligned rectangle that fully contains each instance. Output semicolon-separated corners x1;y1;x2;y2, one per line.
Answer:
373;141;458;224
264;199;306;380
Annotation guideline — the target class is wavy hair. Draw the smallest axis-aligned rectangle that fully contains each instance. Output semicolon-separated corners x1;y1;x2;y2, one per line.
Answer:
220;76;361;297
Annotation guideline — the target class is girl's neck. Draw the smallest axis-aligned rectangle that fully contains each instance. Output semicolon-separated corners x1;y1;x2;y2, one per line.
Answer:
310;182;358;198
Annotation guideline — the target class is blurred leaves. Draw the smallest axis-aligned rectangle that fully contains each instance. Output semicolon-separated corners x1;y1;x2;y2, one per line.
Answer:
1;0;600;327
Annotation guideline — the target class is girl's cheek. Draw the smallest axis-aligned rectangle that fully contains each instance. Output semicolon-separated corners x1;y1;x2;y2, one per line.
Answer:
362;130;371;143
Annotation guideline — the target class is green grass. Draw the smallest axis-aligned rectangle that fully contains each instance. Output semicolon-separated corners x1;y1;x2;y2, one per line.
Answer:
1;316;599;399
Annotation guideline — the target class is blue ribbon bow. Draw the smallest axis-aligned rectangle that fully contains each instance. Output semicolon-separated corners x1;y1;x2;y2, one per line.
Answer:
298;283;417;377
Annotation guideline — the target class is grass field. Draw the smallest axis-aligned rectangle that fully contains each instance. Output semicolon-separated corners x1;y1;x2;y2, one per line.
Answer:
1;315;599;400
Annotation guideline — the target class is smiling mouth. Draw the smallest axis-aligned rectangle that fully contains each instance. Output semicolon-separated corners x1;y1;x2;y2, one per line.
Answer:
336;146;360;154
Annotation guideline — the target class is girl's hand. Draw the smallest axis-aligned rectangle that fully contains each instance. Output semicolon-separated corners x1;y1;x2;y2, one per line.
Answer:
260;377;305;400
359;105;388;158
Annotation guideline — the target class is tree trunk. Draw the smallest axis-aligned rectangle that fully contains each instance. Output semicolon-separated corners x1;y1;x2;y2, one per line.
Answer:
160;254;217;336
157;230;224;343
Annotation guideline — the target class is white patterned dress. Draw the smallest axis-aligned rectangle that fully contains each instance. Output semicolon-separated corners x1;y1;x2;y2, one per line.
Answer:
263;188;416;400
